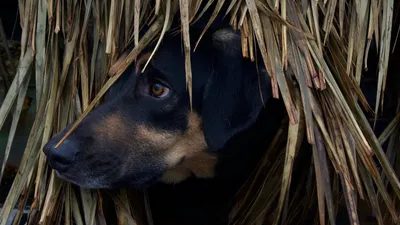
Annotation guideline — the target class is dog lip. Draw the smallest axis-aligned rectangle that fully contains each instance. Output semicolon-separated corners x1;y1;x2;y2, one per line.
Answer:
55;171;110;189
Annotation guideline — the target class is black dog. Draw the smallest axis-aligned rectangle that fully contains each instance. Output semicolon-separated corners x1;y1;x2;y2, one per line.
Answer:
43;25;285;224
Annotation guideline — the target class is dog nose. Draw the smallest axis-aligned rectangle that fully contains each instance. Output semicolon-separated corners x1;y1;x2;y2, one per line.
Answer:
43;140;79;172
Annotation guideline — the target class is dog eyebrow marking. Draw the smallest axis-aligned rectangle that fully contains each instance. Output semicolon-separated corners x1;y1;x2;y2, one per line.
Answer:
135;52;152;73
93;113;129;142
135;124;178;147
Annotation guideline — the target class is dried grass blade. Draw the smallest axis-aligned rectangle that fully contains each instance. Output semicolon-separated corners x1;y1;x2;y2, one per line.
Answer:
141;0;174;72
287;36;314;144
0;18;13;63
353;104;399;221
228;0;242;28
378;111;400;145
110;191;137;225
79;0;93;110
194;0;225;50
338;0;344;37
286;3;320;90
124;0;132;44
354;1;370;84
306;38;372;153
260;14;299;125
224;0;239;17
0;72;31;183
191;0;216;25
374;0;394;125
364;4;375;71
55;0;61;33
310;0;322;51
359;163;384;225
228;118;288;224
71;188;84;225
338;121;364;198
155;0;161;15
134;0;141;46
35;33;60;209
322;0;337;44
0;47;33;132
0;115;44;225
244;1;274;93
179;0;193;108
313;127;336;225
38;171;63;223
188;0;203;22
240;17;250;59
281;0;287;68
12;171;36;225
106;0;118;56
109;15;163;77
144;189;154;225
35;0;47;103
371;0;380;46
340;174;360;225
89;15;100;97
29;42;55;225
240;164;283;224
80;188;98;225
96;193;107;225
55;9;80;107
20;0;31;58
273;87;305;225
64;184;71;225
346;7;356;76
329;114;355;190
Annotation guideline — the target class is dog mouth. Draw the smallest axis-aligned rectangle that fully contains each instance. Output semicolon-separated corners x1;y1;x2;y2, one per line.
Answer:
54;168;115;189
54;165;164;189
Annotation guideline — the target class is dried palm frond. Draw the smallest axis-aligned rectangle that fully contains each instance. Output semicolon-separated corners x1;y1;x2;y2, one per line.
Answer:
0;0;400;225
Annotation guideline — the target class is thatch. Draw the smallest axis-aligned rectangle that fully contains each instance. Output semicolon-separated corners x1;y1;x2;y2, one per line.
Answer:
0;0;399;224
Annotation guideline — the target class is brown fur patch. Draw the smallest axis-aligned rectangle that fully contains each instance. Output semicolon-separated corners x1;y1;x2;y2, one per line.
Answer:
135;53;151;73
161;112;217;184
135;124;178;147
128;112;217;184
93;113;129;141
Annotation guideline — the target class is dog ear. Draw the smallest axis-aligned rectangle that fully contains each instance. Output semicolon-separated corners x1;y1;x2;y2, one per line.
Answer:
201;28;272;151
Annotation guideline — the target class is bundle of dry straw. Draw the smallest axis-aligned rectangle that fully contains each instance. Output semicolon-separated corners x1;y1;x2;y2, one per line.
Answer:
0;0;399;225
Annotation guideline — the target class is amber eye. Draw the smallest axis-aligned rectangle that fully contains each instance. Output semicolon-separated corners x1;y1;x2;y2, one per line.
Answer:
150;82;170;98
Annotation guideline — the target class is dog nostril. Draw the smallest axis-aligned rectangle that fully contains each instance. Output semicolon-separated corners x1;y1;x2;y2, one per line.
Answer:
43;140;79;173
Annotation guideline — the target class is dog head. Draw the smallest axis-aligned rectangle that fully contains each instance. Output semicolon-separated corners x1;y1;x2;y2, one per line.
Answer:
43;28;272;188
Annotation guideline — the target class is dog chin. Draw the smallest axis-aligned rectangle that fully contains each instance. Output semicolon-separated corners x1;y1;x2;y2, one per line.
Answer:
54;171;113;189
55;170;159;189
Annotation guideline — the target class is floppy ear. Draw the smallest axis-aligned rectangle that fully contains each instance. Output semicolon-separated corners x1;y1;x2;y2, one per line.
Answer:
201;28;272;151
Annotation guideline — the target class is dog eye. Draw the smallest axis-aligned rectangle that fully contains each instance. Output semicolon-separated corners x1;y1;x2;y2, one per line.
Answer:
150;82;170;98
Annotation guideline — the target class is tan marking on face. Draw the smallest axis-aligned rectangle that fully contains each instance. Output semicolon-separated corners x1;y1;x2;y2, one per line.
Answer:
135;53;151;73
161;151;217;184
135;124;178;147
161;112;217;184
160;166;192;184
93;113;128;141
132;112;217;183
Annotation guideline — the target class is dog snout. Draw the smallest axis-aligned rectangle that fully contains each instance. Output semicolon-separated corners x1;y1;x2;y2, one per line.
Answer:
43;139;79;173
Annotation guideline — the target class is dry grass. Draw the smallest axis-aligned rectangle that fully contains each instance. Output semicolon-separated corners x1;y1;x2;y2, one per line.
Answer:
0;0;399;225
